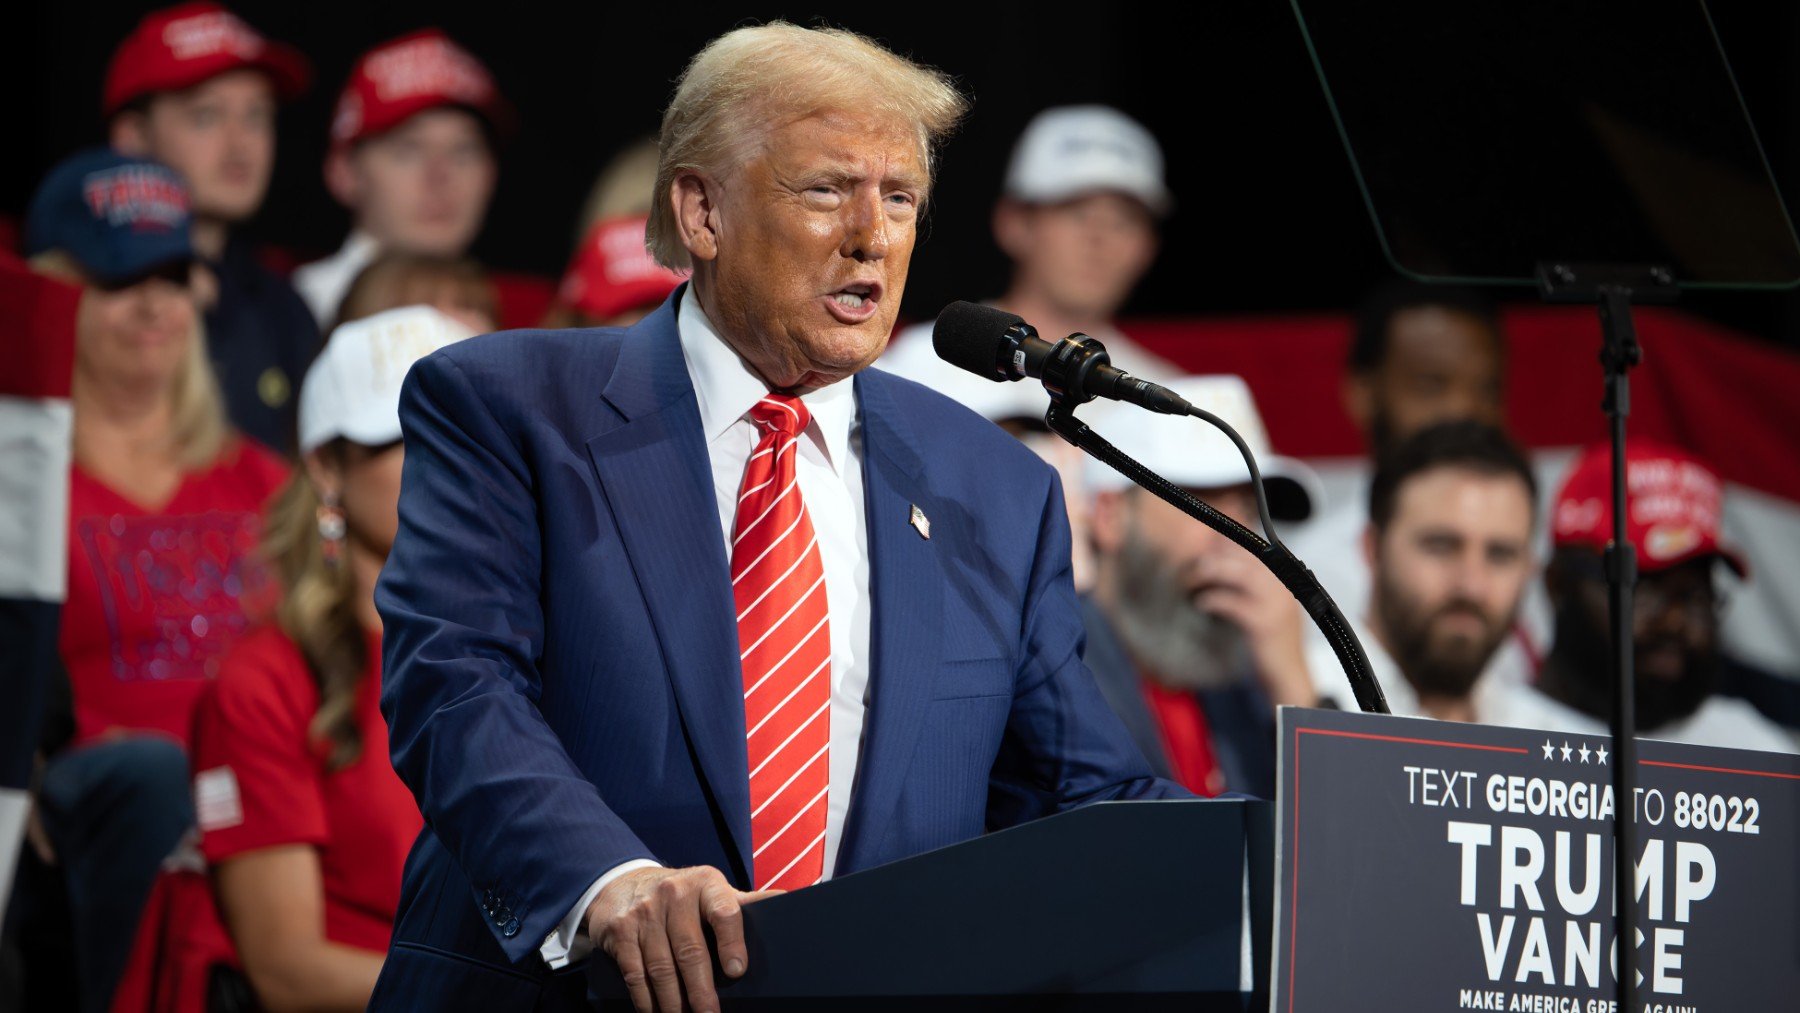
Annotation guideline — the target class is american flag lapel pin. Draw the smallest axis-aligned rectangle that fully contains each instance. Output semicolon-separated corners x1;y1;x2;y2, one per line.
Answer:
909;503;931;540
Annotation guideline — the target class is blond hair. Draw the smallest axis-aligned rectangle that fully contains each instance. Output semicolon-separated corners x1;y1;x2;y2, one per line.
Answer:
646;22;969;270
577;137;662;240
167;318;228;468
33;250;228;469
261;449;366;769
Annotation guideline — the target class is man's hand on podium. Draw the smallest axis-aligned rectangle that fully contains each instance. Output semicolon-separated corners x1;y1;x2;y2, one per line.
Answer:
586;865;784;1013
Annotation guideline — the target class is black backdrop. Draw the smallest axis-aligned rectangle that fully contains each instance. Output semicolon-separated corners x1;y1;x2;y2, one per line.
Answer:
11;2;1800;346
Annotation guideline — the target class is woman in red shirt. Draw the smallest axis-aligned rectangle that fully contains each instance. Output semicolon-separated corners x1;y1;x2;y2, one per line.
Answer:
186;303;476;1010
23;149;286;1013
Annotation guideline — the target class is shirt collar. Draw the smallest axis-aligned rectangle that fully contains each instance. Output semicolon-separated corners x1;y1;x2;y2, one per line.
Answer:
1352;613;1419;714
337;230;381;271
675;284;856;475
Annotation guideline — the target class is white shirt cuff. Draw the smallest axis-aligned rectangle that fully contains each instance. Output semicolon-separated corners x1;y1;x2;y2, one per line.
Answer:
539;859;662;969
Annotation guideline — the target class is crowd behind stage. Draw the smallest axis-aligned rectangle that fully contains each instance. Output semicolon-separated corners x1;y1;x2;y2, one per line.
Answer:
2;6;1797;1012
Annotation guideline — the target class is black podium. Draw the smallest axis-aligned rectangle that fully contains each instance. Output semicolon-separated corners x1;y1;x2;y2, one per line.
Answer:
586;799;1272;1010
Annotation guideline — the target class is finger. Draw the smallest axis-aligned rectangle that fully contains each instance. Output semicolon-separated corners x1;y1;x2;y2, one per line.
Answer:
1196;592;1273;641
604;931;655;1013
1194;586;1254;618
1210;551;1278;588
1202;566;1282;605
700;879;748;979
666;889;719;1012
1211;559;1276;597
738;887;786;902
638;914;685;1013
1204;585;1295;626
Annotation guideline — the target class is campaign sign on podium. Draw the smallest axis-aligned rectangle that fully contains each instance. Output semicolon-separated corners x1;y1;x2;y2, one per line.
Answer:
1272;707;1799;1012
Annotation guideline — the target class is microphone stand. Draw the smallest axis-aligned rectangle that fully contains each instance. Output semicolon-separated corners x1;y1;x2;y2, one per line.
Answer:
1040;382;1390;716
1536;261;1677;1013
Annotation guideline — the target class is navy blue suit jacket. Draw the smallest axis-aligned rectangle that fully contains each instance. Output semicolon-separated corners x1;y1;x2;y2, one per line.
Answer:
369;291;1185;1009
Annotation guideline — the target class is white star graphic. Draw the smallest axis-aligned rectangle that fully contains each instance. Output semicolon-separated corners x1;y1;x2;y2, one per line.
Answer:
1542;739;1556;760
1579;744;1591;764
1596;745;1609;765
1560;741;1573;762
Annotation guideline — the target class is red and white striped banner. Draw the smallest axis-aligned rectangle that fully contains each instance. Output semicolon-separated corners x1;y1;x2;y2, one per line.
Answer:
1123;305;1800;709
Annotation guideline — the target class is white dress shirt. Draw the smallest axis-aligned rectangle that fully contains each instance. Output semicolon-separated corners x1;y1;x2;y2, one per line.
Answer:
291;230;380;327
1306;614;1509;721
1304;619;1798;757
542;285;873;967
1483;683;1798;754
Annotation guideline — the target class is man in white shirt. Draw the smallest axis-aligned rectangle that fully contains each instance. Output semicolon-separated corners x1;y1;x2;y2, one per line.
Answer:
880;104;1179;588
1290;282;1509;626
1489;440;1795;754
1287;280;1549;693
1308;421;1538;723
292;29;504;328
881;104;1178;389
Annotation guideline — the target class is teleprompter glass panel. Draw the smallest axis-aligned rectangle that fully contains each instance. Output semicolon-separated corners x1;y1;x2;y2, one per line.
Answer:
1290;0;1800;289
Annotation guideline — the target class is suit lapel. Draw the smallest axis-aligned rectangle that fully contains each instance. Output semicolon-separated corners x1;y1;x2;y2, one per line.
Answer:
584;292;753;883
584;316;952;880
835;372;945;874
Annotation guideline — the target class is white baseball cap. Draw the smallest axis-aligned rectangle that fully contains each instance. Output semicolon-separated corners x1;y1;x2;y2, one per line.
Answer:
298;305;476;454
1083;375;1320;521
1004;105;1172;216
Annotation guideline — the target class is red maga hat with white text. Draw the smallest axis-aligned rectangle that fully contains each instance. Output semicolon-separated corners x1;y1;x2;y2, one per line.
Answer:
329;29;510;148
559;215;686;321
103;2;310;117
1552;438;1748;578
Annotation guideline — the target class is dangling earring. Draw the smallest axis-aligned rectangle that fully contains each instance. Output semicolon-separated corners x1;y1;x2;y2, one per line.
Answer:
317;493;347;567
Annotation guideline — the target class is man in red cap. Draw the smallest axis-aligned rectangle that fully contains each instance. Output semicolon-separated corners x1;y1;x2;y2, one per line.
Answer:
1491;439;1793;752
105;1;318;455
293;29;507;330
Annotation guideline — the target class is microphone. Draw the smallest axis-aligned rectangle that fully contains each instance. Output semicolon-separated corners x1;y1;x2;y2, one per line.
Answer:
931;301;1191;414
933;305;1392;715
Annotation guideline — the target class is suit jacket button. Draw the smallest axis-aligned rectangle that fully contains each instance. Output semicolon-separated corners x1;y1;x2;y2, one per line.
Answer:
501;917;520;938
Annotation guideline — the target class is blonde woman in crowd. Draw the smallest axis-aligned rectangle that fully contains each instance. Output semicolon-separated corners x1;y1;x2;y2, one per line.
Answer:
21;150;286;1013
110;261;489;1012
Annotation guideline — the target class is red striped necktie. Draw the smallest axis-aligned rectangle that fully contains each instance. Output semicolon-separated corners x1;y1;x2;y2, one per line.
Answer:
731;393;831;891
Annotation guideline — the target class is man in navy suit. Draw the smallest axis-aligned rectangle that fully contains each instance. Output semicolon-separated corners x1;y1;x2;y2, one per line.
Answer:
371;23;1186;1013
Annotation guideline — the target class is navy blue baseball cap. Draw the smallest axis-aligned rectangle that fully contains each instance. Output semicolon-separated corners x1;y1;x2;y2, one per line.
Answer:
25;149;194;286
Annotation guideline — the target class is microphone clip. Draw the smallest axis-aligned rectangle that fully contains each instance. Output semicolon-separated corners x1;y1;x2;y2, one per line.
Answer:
1040;334;1111;408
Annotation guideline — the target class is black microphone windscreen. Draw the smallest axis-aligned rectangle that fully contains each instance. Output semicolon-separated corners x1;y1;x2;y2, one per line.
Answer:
932;301;1025;380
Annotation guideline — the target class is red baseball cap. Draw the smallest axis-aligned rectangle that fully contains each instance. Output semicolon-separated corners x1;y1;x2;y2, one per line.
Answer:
1551;438;1747;578
103;3;310;117
559;215;686;321
329;29;510;149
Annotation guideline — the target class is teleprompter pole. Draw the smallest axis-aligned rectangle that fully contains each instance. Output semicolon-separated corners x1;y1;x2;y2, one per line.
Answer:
1538;262;1677;1013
